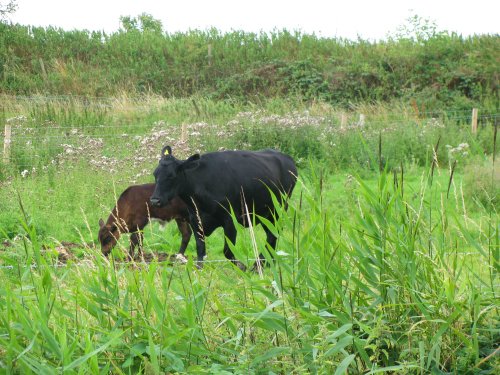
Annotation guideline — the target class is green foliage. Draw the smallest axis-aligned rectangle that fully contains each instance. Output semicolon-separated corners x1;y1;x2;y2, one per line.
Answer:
463;157;499;211
391;14;449;42
0;92;498;372
120;13;163;34
0;168;498;372
0;21;498;109
279;59;331;101
0;0;17;19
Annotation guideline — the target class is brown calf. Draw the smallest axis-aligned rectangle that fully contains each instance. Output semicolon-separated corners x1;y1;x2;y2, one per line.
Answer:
98;183;191;259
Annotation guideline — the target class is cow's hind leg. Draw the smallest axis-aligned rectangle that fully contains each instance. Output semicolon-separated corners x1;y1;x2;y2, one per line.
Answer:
223;221;246;271
252;226;277;272
191;217;207;268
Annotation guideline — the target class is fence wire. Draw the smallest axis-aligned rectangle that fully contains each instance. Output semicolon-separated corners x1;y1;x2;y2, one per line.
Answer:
1;109;498;171
1;94;494;115
0;257;261;270
0;252;486;271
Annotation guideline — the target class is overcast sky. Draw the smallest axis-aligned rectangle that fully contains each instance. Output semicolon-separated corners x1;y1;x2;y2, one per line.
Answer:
6;0;499;40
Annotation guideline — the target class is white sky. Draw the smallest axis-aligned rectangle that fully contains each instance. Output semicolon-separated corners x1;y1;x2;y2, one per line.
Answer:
7;0;500;40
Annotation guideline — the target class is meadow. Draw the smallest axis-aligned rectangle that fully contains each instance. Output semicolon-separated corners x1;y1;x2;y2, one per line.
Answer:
0;96;498;373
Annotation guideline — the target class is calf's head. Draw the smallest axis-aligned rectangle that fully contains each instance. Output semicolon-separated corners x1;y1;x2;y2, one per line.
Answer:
150;145;200;207
98;218;120;256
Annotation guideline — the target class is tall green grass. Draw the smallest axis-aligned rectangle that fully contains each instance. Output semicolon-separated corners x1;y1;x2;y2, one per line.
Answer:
0;96;498;372
0;164;497;373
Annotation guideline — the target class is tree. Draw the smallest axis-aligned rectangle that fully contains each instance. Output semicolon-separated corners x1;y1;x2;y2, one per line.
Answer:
0;0;17;20
390;13;448;42
119;13;163;34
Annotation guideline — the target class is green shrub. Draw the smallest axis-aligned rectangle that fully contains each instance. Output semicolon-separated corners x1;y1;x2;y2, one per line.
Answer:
0;22;498;110
463;158;499;211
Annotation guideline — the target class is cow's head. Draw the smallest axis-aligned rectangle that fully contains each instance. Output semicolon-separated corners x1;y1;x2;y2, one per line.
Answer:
150;145;200;207
98;218;120;256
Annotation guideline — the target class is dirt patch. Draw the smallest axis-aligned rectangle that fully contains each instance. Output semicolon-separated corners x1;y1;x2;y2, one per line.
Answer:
47;241;185;265
1;240;12;250
55;246;75;263
42;241;88;263
131;252;183;263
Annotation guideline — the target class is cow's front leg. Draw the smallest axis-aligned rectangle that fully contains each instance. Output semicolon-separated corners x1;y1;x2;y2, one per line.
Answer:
175;218;192;256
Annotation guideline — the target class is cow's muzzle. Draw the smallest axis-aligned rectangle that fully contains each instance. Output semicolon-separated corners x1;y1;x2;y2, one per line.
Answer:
150;197;162;207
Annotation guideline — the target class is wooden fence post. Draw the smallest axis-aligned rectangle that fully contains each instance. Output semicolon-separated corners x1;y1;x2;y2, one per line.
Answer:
207;44;213;66
471;108;478;134
340;113;347;128
3;123;11;165
359;113;365;127
39;57;48;81
181;123;187;143
411;99;420;119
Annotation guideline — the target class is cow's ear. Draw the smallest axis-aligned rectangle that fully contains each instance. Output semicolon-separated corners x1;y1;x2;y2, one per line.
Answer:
186;153;200;163
178;153;200;172
98;218;105;228
161;145;173;157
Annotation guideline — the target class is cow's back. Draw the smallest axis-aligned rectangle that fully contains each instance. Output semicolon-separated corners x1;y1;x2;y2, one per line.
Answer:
113;184;152;228
182;149;297;219
117;184;187;223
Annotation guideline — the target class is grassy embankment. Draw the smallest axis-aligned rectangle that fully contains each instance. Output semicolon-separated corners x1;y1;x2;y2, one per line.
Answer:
1;21;498;111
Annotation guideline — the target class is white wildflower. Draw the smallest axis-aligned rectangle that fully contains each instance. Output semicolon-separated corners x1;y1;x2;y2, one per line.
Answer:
7;115;27;124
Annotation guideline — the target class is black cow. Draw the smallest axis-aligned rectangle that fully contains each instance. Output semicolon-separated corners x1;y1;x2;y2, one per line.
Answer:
150;146;298;270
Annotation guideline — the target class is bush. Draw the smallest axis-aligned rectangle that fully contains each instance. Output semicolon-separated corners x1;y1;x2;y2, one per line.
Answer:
0;22;498;110
463;158;499;211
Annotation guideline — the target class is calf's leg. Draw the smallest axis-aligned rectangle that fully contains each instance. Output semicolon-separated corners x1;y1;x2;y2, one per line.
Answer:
129;231;144;260
175;218;192;255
